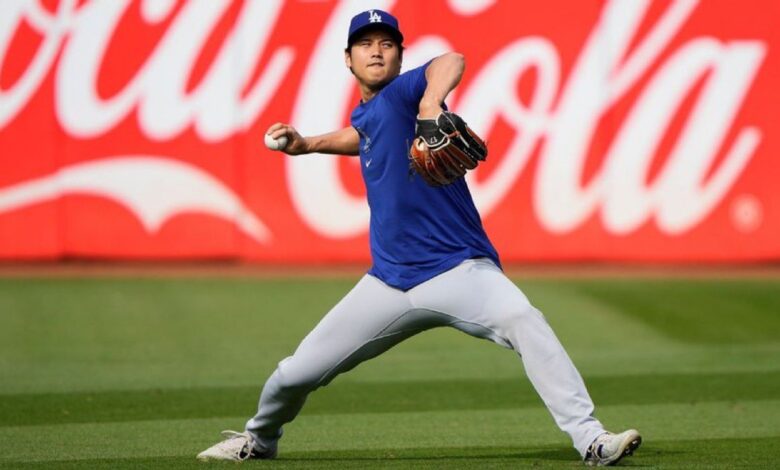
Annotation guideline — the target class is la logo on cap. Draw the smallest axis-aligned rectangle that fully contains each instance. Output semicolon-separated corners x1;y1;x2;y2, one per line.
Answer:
368;10;382;23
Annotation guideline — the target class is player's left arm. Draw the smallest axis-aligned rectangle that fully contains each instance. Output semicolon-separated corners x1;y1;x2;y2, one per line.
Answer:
408;53;488;186
418;52;465;119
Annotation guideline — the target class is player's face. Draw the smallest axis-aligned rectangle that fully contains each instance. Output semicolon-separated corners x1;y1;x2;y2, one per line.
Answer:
345;31;402;90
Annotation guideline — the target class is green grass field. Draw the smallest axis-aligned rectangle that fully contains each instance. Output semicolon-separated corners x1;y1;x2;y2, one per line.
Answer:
1;275;779;468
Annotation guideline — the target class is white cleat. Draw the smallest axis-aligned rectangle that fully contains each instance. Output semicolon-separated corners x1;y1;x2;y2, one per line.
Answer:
584;429;642;466
196;430;277;461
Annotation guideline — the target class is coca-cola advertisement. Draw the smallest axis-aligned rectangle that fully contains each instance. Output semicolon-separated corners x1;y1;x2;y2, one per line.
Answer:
0;0;777;262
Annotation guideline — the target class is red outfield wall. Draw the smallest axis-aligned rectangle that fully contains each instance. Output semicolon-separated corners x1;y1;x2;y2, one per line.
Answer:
0;0;778;262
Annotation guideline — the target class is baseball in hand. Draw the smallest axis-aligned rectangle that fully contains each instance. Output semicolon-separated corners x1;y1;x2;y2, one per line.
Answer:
264;133;288;151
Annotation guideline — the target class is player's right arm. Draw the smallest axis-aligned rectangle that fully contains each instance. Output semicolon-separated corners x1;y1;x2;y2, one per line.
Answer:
266;123;360;156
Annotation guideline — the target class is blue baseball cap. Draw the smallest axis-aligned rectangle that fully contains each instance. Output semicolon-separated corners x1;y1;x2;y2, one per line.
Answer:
347;9;404;47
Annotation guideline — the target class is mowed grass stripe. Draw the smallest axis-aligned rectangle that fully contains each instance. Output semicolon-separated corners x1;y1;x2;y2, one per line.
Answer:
3;277;779;395
1;370;778;426
569;279;780;344
1;401;779;465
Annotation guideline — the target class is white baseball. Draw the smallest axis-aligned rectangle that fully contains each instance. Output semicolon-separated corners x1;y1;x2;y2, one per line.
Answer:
264;133;288;151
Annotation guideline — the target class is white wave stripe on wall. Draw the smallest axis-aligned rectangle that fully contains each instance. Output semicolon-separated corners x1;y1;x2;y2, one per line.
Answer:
0;157;271;243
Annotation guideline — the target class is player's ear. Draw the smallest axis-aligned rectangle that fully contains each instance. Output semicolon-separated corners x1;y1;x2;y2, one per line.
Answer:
344;50;356;75
344;49;352;69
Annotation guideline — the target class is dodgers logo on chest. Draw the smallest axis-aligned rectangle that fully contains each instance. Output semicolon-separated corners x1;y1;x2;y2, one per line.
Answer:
355;125;379;180
355;126;372;154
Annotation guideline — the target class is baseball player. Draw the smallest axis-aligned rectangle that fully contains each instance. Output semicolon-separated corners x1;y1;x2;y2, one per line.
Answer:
198;9;641;466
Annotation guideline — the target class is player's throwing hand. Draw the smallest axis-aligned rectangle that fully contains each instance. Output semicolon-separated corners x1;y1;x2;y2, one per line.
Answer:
265;122;308;155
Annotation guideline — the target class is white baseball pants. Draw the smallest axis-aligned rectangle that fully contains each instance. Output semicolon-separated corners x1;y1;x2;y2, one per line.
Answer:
246;258;605;457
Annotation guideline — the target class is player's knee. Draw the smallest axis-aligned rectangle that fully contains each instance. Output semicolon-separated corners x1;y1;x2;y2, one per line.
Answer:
490;303;545;349
273;357;319;395
504;301;545;329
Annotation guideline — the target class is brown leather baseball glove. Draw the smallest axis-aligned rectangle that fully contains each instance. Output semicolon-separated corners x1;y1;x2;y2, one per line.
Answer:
408;111;487;187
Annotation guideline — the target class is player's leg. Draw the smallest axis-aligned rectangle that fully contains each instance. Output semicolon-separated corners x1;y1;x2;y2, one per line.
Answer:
407;259;609;458
198;274;420;460
241;274;448;455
